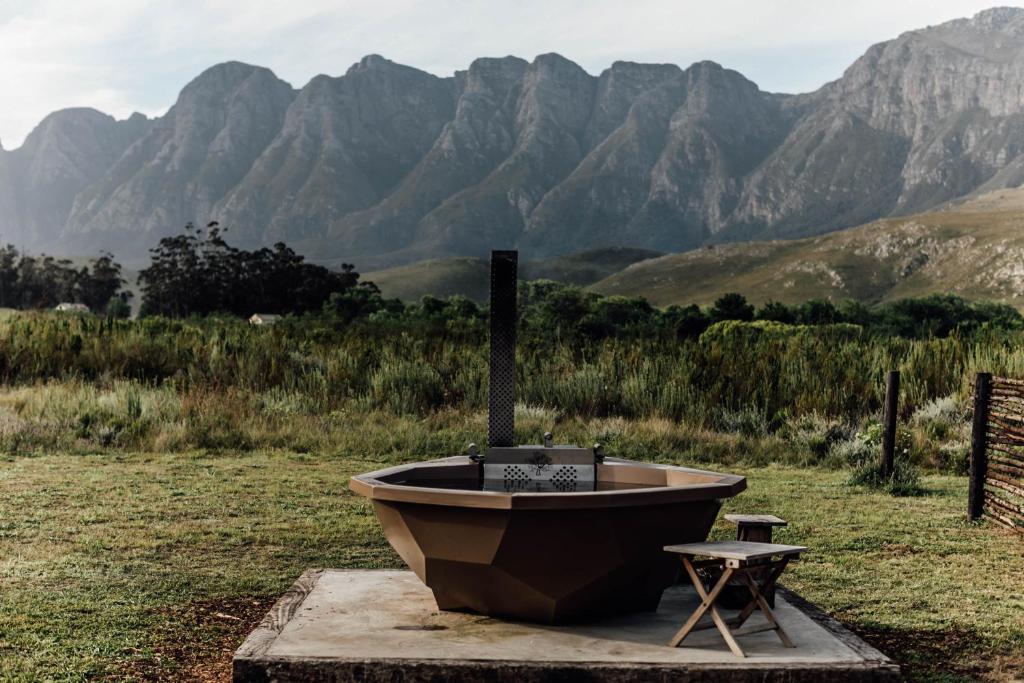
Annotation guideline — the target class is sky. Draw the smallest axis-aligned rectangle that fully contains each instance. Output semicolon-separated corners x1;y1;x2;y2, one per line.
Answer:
0;0;1016;149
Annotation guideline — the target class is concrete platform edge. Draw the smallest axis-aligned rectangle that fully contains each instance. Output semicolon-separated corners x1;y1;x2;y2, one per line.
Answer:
233;569;901;683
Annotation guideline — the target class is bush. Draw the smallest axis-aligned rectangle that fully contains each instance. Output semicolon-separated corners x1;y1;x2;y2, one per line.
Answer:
712;408;769;438
937;440;970;475
911;395;967;441
782;414;851;462
827;436;875;468
369;360;445;415
848;458;924;496
855;420;914;455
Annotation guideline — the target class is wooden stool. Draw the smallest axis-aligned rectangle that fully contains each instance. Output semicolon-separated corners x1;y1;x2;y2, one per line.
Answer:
722;514;788;608
663;541;806;657
725;514;787;543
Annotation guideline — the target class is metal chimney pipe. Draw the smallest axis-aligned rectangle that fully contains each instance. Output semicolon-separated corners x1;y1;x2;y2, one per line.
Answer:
488;250;517;448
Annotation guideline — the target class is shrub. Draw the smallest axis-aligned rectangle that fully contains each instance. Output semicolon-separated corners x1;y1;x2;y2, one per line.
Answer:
937;440;970;475
827;436;875;468
855;420;914;456
848;458;924;496
911;395;967;441
369;360;445;415
782;414;851;462
712;408;769;438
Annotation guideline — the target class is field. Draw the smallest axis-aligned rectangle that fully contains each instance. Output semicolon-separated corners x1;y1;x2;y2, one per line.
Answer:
0;314;1022;680
1;429;1022;682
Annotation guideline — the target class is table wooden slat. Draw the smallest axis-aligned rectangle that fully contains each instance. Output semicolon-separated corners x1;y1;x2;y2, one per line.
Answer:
724;514;787;526
664;540;806;561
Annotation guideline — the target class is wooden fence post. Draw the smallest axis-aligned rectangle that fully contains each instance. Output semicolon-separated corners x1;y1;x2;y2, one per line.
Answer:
881;370;900;477
968;372;992;521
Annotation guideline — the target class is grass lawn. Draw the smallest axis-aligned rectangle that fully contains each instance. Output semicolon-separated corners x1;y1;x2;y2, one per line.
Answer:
1;450;1022;682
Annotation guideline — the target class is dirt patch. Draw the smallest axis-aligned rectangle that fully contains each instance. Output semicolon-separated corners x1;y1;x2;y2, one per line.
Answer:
115;596;276;682
851;623;1022;682
879;542;917;557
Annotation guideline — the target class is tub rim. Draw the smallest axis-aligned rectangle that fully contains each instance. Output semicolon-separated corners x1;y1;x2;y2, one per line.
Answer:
349;456;746;510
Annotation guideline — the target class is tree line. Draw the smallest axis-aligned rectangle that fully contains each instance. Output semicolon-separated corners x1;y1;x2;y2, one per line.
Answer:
0;246;128;314
307;282;1024;342
136;222;375;317
4;220;1023;341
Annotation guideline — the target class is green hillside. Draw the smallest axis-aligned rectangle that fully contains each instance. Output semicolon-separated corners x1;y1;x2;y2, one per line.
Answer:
366;248;662;302
364;258;490;302
522;247;662;285
591;189;1024;308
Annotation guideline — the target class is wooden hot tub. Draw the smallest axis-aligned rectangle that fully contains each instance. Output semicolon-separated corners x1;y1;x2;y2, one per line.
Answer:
350;456;745;623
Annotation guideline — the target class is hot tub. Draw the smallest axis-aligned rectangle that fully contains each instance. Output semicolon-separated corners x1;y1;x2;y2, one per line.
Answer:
351;250;746;622
349;455;745;623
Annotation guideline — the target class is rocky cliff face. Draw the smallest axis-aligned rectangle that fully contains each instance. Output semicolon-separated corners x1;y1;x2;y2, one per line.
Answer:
7;7;1024;265
62;62;296;254
0;108;149;248
217;55;457;249
730;7;1024;241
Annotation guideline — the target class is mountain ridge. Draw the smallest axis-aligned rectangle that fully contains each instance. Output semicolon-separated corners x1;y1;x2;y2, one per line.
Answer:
6;7;1024;267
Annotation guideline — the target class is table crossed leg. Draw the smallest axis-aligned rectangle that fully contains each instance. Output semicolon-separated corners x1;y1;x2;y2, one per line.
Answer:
669;557;744;656
732;557;792;635
736;569;794;647
669;555;796;657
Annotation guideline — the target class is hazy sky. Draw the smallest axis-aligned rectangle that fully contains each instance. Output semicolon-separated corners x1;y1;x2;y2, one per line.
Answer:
0;0;1016;149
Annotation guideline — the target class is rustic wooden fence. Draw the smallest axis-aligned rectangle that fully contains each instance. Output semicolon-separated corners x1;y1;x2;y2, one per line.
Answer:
968;372;1024;532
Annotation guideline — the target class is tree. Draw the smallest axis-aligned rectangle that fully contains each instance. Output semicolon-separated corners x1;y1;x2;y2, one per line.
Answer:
137;222;206;317
569;296;655;339
710;293;754;322
323;282;397;323
756;300;796;324
662;304;710;338
79;252;128;312
106;295;132;319
795;299;839;325
0;245;127;311
138;222;367;317
836;299;872;327
519;280;597;339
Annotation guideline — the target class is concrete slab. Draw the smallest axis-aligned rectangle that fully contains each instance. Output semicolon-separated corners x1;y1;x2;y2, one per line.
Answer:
234;569;899;682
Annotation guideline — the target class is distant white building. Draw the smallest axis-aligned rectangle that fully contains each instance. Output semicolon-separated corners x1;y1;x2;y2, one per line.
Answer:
55;303;90;313
249;313;281;326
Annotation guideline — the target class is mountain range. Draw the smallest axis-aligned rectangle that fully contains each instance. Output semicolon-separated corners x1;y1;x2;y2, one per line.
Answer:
5;7;1024;270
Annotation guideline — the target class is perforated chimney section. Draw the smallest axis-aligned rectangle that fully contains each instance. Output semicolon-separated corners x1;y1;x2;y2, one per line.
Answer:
488;250;517;448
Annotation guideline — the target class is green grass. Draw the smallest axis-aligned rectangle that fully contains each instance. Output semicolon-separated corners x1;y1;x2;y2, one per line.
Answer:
0;433;1021;681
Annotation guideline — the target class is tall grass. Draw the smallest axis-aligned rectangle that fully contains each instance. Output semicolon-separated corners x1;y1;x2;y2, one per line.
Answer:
0;314;1020;425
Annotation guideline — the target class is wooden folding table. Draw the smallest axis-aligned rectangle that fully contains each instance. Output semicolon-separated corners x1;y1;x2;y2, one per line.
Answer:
663;540;806;657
